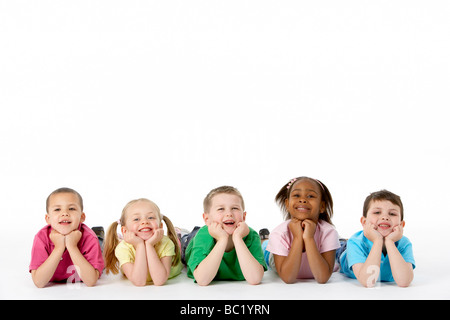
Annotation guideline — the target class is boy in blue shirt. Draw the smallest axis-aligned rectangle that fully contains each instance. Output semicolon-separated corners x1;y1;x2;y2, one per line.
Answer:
338;190;415;287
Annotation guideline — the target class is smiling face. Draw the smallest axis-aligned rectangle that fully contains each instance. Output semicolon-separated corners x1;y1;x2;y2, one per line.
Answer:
362;200;404;238
45;192;85;235
122;200;162;241
285;178;325;223
203;193;246;235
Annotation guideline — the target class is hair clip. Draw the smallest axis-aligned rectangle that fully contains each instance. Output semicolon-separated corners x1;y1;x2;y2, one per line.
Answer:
286;178;297;189
314;179;325;191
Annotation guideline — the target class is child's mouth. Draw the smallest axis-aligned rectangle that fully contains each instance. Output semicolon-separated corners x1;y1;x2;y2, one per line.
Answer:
59;220;72;225
223;220;235;227
295;205;310;212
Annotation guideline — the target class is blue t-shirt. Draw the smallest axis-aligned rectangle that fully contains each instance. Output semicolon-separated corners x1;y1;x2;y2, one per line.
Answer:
339;230;415;282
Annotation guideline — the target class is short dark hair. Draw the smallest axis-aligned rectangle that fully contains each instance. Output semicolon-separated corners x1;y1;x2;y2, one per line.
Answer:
363;189;403;220
46;187;83;212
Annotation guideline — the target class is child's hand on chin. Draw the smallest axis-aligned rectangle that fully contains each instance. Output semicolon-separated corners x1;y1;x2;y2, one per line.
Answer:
49;229;66;249
65;229;82;248
208;221;229;241
362;221;383;243
233;221;249;239
385;224;404;242
123;228;144;247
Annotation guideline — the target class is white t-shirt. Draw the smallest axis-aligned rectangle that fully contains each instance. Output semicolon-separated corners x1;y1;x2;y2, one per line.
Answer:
266;219;340;279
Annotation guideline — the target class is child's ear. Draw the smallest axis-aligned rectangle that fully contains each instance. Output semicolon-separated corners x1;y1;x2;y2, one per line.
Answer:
242;211;247;221
80;212;86;223
401;220;405;228
202;212;209;224
45;214;50;225
320;201;326;213
360;216;366;226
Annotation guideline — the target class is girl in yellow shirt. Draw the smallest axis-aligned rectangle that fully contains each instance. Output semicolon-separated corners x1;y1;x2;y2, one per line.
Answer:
103;198;182;286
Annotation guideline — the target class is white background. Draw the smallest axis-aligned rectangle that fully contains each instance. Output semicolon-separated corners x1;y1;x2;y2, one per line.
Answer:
1;1;449;299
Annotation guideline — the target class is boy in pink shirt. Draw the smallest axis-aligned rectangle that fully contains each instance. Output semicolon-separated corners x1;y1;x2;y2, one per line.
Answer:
29;188;104;288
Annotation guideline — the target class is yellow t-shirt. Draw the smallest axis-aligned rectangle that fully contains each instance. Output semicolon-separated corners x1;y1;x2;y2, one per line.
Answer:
115;236;182;284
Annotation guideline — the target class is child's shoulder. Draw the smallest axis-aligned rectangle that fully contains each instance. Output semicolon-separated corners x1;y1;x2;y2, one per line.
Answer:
32;225;52;246
348;230;365;242
79;223;98;238
271;220;291;232
316;219;338;231
34;224;51;236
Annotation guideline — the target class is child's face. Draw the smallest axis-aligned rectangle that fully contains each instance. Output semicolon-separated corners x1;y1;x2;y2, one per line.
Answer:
45;192;85;235
361;200;404;238
285;178;325;222
122;201;162;241
203;193;246;235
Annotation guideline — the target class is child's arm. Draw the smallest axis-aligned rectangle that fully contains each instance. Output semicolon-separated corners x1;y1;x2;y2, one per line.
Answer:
145;228;172;286
352;222;383;288
302;219;335;284
121;230;148;286
65;230;100;287
273;218;304;284
193;222;228;286
232;222;264;285
385;225;414;287
31;230;66;288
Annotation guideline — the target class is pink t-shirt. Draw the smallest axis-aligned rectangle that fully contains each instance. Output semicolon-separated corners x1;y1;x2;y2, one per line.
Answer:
266;219;340;279
29;223;104;282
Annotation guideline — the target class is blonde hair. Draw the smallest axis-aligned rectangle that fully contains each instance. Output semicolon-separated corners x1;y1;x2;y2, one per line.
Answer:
203;185;245;213
103;198;181;275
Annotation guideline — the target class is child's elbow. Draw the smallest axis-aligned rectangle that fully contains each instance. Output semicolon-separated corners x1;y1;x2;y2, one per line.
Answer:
246;274;263;285
33;281;47;289
153;277;169;286
316;278;329;285
153;281;165;286
247;279;262;285
31;274;48;288
362;282;376;288
196;278;211;286
246;269;264;285
397;282;411;288
84;279;98;287
131;279;147;287
280;275;297;284
397;276;413;288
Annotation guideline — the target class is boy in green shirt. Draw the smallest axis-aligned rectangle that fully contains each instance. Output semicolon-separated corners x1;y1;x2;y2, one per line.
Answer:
185;186;267;285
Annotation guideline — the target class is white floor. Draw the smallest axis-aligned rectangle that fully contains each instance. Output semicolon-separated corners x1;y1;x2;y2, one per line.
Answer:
2;241;449;300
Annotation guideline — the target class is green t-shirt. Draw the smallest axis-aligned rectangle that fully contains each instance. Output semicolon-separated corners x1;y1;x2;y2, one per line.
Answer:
185;225;267;281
